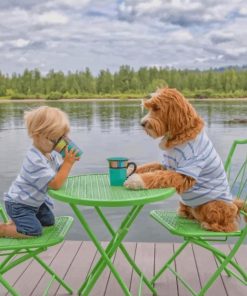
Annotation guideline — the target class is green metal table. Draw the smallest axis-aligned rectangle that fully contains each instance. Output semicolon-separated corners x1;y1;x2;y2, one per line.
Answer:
48;173;176;296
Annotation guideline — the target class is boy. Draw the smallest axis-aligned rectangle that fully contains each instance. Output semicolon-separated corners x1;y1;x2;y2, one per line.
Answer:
0;106;80;238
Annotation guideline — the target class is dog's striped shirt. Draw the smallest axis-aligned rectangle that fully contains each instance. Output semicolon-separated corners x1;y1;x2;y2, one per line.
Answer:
4;146;62;208
162;130;233;207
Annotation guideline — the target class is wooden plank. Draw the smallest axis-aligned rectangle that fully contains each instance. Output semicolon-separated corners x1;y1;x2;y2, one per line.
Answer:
216;244;247;296
192;244;227;296
6;243;62;296
104;242;136;296
56;241;97;296
154;243;178;296
1;241;246;296
174;243;201;296
30;240;81;296
233;244;247;294
129;242;155;296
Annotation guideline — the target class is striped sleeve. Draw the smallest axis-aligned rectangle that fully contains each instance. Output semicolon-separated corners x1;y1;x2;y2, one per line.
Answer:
174;146;203;181
51;151;63;170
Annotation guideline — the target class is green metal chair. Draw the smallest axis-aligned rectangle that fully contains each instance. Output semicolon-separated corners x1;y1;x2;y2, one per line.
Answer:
150;139;247;295
0;206;74;296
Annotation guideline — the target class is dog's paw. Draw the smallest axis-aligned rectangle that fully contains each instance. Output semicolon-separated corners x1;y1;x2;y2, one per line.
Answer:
124;174;145;190
201;222;212;231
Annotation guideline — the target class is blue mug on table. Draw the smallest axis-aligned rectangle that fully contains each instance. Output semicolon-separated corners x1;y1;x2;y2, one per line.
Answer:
107;157;137;186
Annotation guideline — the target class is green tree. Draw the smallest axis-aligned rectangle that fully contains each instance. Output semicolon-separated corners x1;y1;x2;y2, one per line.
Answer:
97;69;113;93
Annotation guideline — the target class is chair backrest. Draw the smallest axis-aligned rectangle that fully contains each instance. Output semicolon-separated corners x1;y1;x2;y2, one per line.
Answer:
224;139;247;205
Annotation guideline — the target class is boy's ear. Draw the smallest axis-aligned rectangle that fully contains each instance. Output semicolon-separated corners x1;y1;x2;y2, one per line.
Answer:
32;134;39;140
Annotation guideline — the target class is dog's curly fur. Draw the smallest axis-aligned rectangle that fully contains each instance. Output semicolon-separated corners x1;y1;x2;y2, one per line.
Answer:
124;87;246;232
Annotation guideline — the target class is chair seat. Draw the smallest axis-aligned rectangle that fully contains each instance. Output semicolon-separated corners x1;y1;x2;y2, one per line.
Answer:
0;216;73;251
150;210;241;238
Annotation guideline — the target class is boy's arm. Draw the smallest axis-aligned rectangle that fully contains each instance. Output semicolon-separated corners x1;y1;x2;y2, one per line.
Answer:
48;148;80;190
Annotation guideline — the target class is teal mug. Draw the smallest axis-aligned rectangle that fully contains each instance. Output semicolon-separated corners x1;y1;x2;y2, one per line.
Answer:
107;157;137;186
53;136;83;158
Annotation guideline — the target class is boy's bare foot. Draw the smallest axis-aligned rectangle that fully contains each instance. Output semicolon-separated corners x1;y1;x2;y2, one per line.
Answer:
0;223;30;238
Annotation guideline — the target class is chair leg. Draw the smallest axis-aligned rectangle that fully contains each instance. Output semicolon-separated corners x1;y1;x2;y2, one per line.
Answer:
192;238;247;285
195;237;247;295
32;254;73;295
152;235;247;296
200;240;232;277
214;253;232;277
0;249;73;296
0;275;20;296
151;240;189;284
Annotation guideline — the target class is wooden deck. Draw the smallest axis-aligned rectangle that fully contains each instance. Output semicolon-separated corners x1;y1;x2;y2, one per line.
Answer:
1;241;246;296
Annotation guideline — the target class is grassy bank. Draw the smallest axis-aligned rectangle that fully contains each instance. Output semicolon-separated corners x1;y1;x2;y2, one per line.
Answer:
1;90;247;101
0;93;145;101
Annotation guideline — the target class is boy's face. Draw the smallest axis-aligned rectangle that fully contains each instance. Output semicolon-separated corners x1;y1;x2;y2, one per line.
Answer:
33;134;62;154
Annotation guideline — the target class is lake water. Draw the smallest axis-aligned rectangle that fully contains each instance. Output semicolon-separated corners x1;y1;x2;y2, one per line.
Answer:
0;99;246;242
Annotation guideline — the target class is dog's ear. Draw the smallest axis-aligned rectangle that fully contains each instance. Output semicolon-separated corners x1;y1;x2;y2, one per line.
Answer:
166;96;201;136
166;102;185;135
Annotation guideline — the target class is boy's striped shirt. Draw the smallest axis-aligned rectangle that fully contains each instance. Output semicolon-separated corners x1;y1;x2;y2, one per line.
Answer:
4;146;62;208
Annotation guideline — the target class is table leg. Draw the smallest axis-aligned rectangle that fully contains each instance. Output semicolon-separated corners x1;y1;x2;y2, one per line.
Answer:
95;206;157;295
82;205;143;288
70;204;143;296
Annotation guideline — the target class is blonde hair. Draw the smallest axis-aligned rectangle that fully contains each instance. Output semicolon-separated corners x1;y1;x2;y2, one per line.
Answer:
24;106;70;139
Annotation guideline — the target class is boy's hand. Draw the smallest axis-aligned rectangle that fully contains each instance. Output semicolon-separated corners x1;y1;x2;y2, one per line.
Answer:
48;147;80;190
63;147;80;165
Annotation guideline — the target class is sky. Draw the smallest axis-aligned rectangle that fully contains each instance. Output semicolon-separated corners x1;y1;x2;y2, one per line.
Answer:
0;0;247;75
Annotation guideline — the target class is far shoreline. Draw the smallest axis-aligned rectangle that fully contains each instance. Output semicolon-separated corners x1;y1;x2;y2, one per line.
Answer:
1;97;247;103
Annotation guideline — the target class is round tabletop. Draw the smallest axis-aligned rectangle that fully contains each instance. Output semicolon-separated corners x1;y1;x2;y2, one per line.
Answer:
48;174;176;207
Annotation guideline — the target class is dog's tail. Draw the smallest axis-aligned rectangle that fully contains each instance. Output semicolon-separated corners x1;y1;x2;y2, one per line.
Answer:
233;199;247;222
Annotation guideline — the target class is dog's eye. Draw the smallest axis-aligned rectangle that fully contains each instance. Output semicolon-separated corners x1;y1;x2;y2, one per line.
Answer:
152;105;160;111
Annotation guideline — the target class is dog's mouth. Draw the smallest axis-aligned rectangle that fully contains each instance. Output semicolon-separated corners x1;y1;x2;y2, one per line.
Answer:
142;114;167;137
142;121;160;138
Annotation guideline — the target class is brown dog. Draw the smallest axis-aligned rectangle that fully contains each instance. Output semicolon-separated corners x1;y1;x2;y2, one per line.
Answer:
124;88;246;232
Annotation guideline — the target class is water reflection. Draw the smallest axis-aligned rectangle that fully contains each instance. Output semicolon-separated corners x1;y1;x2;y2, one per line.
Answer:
1;100;247;132
194;100;247;127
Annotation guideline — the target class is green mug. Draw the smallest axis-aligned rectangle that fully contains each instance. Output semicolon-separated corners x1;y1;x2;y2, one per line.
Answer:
107;157;137;186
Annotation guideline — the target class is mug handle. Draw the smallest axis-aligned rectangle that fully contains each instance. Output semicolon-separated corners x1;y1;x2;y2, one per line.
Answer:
127;162;137;177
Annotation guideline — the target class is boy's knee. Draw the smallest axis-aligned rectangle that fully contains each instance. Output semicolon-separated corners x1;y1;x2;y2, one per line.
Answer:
17;222;43;236
39;214;55;226
37;203;55;226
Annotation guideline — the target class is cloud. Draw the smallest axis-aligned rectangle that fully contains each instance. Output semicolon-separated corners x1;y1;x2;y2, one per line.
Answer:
18;56;28;64
210;32;234;44
10;38;30;48
36;11;69;25
0;0;246;74
54;0;90;7
0;0;41;10
166;29;193;43
117;0;245;26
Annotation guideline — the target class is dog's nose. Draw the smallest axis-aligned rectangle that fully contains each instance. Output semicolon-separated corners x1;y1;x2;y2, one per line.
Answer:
141;120;146;127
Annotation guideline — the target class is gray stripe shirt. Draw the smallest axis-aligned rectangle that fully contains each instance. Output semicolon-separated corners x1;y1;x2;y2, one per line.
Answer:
4;146;62;208
162;130;233;207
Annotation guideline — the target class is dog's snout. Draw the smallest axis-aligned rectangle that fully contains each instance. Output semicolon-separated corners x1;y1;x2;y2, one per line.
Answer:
141;120;147;127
